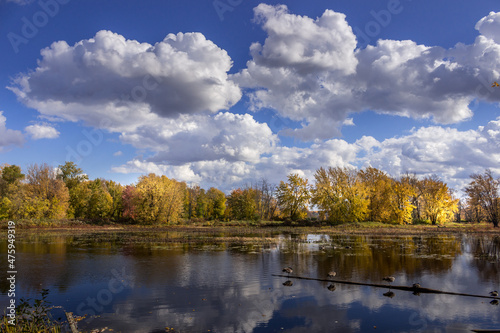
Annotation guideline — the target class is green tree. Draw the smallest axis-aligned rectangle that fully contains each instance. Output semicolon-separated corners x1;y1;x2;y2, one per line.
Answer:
227;188;257;220
195;188;209;219
312;167;368;223
106;180;124;220
276;173;311;221
0;164;24;195
185;185;202;220
57;162;88;191
71;181;91;219
206;187;226;220
86;179;113;220
57;162;88;218
0;164;25;220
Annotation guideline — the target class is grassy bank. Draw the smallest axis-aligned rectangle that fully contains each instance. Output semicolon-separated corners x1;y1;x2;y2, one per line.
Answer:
1;218;499;236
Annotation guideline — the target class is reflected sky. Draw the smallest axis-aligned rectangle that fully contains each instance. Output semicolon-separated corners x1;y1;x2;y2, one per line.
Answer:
0;232;499;332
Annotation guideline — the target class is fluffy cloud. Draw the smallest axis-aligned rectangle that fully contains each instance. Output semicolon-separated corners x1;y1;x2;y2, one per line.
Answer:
7;8;500;193
25;123;60;139
113;134;363;191
475;11;500;44
113;117;500;193
119;112;277;165
0;111;24;150
113;112;278;188
362;119;500;191
249;4;358;75
8;30;241;130
234;5;500;140
112;159;253;188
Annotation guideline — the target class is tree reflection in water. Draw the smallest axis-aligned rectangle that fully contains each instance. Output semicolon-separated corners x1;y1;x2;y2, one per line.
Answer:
1;230;499;332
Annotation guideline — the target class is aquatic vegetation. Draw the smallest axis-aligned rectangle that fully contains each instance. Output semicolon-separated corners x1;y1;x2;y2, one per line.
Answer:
0;289;63;333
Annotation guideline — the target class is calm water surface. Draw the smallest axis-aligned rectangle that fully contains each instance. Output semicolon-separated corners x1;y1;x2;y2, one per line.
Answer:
1;230;499;332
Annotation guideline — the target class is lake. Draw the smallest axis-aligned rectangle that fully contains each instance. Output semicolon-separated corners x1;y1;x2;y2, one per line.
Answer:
1;229;499;332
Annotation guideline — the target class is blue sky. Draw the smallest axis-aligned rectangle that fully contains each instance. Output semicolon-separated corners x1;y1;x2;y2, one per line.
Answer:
1;0;500;193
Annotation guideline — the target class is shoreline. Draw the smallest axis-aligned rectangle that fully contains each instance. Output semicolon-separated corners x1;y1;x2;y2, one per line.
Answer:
2;220;499;236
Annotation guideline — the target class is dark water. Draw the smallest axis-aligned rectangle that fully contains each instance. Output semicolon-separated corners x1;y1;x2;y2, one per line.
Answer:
1;231;499;332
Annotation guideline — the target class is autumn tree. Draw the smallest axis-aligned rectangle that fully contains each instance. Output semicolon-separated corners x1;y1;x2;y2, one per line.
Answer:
57;162;88;218
122;185;138;220
312;167;369;223
185;185;202;220
71;181;91;219
133;173;185;225
402;172;423;221
226;188;258;220
24;163;70;219
0;164;25;220
256;179;278;220
106;180;124;220
465;170;499;227
164;180;186;224
358;167;392;222
190;187;225;220
276;173;311;221
387;176;416;225
205;187;226;220
419;175;458;225
86;179;114;219
195;188;209;219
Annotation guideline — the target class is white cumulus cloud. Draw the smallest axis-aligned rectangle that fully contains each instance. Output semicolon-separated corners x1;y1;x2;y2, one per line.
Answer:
234;5;500;140
8;30;242;131
0;111;24;151
113;117;500;193
25;123;60;139
119;112;278;165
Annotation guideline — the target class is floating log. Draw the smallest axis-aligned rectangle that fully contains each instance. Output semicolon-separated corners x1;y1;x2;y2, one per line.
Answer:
272;274;500;300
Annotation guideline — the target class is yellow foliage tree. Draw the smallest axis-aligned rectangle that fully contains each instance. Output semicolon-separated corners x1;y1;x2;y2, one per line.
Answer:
24;163;69;219
276;173;310;221
312;167;369;223
387;178;416;225
420;175;458;225
358;167;393;222
134;173;185;225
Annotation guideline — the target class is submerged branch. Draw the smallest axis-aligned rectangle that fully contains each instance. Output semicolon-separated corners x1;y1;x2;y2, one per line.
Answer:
272;274;499;300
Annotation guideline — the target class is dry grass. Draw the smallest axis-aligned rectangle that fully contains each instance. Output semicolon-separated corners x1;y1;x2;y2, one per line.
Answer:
1;219;499;240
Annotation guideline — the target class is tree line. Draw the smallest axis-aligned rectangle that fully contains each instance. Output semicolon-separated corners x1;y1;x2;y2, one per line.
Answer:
0;162;498;227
